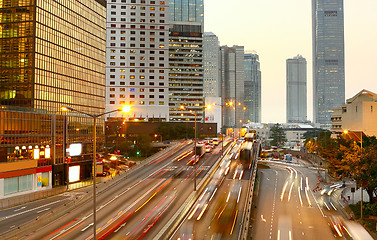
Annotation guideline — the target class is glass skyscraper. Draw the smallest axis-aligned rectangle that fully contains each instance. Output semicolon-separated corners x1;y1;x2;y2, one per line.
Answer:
244;53;261;123
312;0;345;128
169;0;204;122
286;55;307;123
220;45;245;129
0;0;107;189
169;0;204;23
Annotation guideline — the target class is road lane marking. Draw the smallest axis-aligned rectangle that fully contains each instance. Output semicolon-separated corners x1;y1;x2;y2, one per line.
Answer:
37;208;50;213
0;199;66;222
81;223;93;232
14;206;26;212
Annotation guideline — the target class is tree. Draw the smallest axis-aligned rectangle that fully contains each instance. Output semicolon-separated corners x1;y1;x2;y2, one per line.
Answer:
325;136;377;203
270;124;287;147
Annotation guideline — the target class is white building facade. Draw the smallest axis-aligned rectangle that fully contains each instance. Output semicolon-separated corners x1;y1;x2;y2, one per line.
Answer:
203;32;220;98
332;89;377;137
105;1;170;121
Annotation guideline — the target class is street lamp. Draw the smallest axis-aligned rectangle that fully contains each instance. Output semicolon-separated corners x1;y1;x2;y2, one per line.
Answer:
61;105;131;240
180;104;211;191
343;129;364;220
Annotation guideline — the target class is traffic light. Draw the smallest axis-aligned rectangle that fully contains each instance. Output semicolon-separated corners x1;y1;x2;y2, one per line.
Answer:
136;151;140;155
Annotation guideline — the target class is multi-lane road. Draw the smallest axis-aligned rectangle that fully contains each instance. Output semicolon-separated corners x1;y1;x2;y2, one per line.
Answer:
1;139;245;240
2;141;364;240
253;158;346;240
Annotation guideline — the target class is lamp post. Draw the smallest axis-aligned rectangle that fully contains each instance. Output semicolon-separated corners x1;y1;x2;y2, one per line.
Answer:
180;105;211;191
343;129;364;220
62;105;131;240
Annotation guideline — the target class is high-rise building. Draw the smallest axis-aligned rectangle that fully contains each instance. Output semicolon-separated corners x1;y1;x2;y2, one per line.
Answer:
220;46;245;129
312;0;345;128
286;55;307;123
105;1;170;121
169;0;204;22
203;32;220;98
244;52;261;123
169;0;204;122
0;0;107;194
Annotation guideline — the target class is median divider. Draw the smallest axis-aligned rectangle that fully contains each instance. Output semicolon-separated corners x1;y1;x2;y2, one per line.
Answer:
240;141;260;240
153;142;233;240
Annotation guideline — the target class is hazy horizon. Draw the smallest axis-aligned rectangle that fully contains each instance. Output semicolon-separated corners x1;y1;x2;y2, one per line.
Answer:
204;0;377;124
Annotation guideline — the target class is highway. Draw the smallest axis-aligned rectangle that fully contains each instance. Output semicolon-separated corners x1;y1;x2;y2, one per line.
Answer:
252;159;342;240
1;140;236;240
172;140;259;240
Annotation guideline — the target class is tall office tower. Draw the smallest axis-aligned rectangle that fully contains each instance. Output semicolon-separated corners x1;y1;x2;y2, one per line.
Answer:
106;1;170;121
0;0;106;115
0;0;106;188
220;46;245;129
203;32;220;97
244;52;261;123
312;0;345;128
168;0;204;122
286;55;307;123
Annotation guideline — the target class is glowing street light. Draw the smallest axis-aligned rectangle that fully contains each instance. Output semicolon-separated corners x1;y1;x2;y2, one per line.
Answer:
61;104;131;240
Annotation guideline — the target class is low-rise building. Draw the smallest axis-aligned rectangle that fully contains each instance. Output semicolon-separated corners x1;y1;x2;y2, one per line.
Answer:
331;89;377;136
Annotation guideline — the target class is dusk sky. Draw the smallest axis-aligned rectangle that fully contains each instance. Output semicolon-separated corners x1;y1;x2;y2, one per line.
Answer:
204;0;377;123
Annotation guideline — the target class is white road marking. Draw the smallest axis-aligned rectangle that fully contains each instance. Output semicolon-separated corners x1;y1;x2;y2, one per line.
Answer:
261;215;266;222
81;223;93;232
0;199;66;222
37;208;50;213
14;206;26;212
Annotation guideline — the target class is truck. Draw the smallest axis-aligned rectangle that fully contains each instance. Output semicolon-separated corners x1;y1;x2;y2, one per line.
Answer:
195;144;206;156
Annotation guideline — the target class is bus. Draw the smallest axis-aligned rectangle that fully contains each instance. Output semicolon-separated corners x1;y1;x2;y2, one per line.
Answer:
285;154;292;163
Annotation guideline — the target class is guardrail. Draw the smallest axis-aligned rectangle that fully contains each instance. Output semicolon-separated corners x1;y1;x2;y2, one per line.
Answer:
240;141;260;240
154;140;236;240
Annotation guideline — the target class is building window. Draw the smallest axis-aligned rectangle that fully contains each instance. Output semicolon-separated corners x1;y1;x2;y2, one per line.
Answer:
110;94;115;98
120;94;125;98
110;81;115;85
120;82;125;85
110;88;115;91
149;101;155;105
130;95;135;98
159;101;164;105
120;88;125;92
110;101;115;104
159;95;164;98
140;95;145;98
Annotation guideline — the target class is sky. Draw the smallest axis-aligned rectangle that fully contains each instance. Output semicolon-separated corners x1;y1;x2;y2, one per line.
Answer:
204;0;377;123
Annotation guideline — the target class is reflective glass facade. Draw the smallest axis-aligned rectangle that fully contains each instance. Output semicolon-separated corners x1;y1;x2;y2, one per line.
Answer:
0;0;107;187
0;0;106;115
286;55;307;123
169;24;204;121
244;53;261;123
312;0;345;128
220;46;245;129
169;0;204;23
